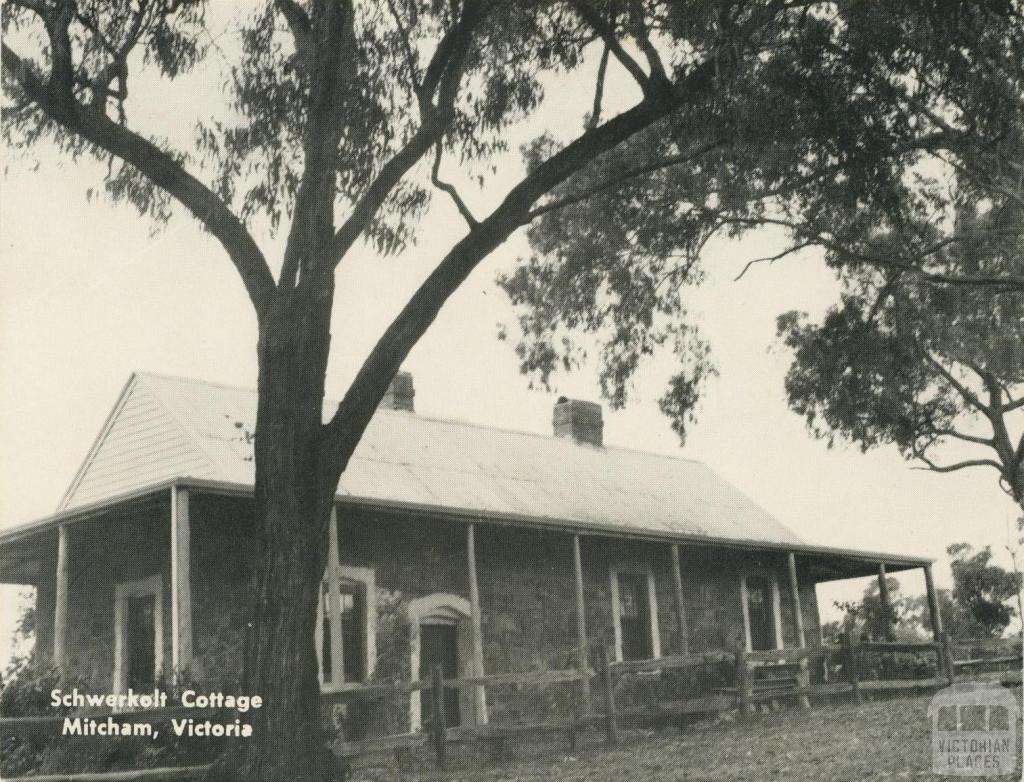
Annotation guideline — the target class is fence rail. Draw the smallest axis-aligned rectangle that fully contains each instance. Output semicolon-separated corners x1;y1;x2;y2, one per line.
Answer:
1;767;210;782
447;667;588;688
322;632;1021;766
744;644;840;663
859;640;942;653
609;650;734;673
3;633;1021;781
951;637;1023;650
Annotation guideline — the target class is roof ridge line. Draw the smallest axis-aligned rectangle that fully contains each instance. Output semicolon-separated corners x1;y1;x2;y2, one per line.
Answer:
138;370;707;466
380;407;707;465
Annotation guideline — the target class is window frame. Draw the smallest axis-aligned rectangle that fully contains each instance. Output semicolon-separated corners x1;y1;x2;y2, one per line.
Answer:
609;563;661;663
316;565;376;691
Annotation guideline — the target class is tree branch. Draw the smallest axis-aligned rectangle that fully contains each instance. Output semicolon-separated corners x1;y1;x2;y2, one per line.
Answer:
526;138;725;221
1002;396;1024;414
280;0;357;288
922;351;990;415
275;0;315;73
982;371;1020;475
734;241;816;280
431;143;478;228
1;42;276;315
625;0;669;89
718;216;1024;291
589;42;610;129
326;0;484;270
321;54;724;475
570;0;652;94
934;428;995;447
912;456;1004;474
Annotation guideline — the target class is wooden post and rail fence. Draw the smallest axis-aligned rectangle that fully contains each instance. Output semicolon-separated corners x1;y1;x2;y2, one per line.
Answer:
1;636;1020;782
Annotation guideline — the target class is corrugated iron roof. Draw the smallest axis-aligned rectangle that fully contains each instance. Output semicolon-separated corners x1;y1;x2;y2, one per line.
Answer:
59;372;805;547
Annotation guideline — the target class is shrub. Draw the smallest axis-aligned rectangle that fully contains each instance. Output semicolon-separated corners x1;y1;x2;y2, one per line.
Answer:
0;657;222;777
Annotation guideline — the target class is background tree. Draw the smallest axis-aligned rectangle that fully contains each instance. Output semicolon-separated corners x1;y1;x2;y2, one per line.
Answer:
943;542;1023;638
1009;514;1024;621
3;2;1021;779
771;5;1024;507
777;223;1024;508
829;575;910;642
829;544;1022;642
505;1;1024;439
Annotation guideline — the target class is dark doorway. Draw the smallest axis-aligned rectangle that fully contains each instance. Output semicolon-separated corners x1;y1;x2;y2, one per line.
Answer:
126;594;156;689
745;577;775;652
618;572;653;661
420;622;460;728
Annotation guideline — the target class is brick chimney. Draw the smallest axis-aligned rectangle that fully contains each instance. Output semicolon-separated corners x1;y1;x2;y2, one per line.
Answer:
552;397;603;447
380;371;415;412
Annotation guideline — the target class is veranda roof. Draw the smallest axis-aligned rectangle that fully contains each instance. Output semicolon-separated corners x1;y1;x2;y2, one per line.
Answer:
0;372;931;581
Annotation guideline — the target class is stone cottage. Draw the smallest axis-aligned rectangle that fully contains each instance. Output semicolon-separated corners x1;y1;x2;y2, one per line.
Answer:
0;372;939;732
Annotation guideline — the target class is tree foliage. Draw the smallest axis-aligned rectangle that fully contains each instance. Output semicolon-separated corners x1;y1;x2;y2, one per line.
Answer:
770;5;1024;506
832;576;909;641
945;542;1023;637
502;1;1024;439
4;2;1021;442
778;219;1024;506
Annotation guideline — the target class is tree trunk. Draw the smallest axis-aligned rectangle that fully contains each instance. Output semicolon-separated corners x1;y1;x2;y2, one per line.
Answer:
1010;464;1024;513
210;277;350;782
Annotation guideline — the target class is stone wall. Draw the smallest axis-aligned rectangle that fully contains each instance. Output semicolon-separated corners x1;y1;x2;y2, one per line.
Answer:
38;499;173;692
34;490;824;728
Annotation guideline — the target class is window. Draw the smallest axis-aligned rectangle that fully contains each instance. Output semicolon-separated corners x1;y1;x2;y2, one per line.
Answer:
317;566;375;689
610;565;661;662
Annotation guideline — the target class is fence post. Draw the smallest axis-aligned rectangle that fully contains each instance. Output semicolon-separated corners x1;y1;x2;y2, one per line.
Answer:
430;665;447;772
567;671;583;753
597;645;618;746
733;641;752;716
796;655;811;708
840;632;861;705
940;632;956;685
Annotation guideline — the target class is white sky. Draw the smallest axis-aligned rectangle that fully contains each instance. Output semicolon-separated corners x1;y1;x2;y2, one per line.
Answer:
1;9;1020;664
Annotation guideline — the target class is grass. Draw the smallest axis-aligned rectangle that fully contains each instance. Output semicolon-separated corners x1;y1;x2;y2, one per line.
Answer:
349;693;1023;781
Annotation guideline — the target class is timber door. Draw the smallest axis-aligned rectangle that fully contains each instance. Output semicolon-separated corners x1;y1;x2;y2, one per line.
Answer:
745;577;775;652
126;594;156;689
420;622;461;728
